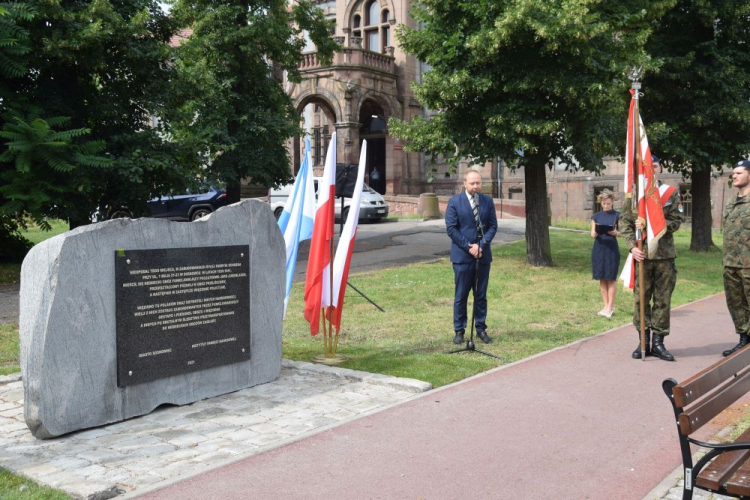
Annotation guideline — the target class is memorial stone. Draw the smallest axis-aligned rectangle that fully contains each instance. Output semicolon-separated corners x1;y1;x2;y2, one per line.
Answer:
19;200;284;438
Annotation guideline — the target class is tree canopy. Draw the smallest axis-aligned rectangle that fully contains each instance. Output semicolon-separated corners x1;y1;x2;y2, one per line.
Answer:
166;0;338;202
642;0;750;251
391;0;674;265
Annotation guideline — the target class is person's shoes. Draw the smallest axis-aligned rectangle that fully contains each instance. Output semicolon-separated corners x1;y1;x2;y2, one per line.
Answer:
722;333;750;357
476;330;492;344
453;330;465;345
651;334;675;362
632;329;651;359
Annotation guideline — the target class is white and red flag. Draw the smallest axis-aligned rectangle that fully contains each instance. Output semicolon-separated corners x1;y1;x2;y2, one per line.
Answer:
303;132;337;334
620;90;671;289
328;141;367;331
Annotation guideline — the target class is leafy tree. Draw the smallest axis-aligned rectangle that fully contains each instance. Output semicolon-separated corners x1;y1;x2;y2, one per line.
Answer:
166;0;339;202
643;0;750;251
391;0;674;266
3;0;188;229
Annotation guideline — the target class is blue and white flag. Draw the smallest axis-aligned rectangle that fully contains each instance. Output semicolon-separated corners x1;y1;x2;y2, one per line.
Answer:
278;138;316;315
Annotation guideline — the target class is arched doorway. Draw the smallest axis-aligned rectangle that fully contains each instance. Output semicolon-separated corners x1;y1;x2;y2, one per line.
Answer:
295;99;337;174
359;99;387;194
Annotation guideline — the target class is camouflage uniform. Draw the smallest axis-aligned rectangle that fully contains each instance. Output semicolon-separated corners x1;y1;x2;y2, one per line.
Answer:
722;194;750;337
620;189;684;336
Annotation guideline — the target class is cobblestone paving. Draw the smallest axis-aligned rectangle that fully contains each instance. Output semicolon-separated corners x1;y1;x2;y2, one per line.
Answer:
0;360;430;499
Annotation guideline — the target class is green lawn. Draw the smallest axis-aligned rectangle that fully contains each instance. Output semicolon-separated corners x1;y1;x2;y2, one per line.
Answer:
0;469;70;500
0;220;69;285
281;228;724;387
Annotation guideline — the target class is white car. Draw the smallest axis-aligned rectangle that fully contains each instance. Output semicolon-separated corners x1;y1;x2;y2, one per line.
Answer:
268;176;389;223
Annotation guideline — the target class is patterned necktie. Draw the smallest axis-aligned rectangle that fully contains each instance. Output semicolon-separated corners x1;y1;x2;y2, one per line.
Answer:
470;194;482;235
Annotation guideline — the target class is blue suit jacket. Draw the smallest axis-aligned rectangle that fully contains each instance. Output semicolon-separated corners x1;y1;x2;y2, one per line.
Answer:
446;192;498;264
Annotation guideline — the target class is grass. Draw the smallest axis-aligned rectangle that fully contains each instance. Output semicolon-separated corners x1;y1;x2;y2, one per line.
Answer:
0;469;70;500
0;220;69;285
0;322;20;375
281;228;724;387
0;225;724;387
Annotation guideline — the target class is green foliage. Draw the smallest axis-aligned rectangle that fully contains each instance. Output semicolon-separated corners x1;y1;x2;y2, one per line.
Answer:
166;0;339;193
0;218;31;262
644;0;750;172
391;0;675;170
1;0;191;226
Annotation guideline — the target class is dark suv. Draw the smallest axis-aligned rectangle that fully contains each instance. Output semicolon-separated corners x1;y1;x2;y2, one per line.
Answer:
109;186;229;222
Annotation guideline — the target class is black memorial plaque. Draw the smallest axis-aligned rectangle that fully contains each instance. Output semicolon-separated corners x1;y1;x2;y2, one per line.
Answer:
115;245;250;387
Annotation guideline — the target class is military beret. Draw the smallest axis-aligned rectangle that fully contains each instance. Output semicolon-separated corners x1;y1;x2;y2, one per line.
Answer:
735;160;750;170
651;155;660;163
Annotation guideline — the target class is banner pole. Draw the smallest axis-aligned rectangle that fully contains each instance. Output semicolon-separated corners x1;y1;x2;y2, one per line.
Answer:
631;78;647;361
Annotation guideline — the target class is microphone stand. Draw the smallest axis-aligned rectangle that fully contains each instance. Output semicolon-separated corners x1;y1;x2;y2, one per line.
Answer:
448;194;502;360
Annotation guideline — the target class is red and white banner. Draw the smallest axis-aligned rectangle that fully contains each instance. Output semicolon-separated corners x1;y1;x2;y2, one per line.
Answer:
620;91;672;289
328;141;368;331
303;132;337;335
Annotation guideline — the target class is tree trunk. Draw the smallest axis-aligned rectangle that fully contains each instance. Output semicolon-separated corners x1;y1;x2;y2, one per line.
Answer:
226;172;242;205
524;157;553;267
689;166;716;251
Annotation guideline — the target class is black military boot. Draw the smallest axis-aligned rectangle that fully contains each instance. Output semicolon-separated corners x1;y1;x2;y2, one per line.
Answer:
632;329;651;359
722;333;750;357
651;334;675;361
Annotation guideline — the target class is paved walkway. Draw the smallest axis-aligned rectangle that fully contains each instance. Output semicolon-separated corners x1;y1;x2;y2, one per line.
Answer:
0;361;430;499
134;294;742;500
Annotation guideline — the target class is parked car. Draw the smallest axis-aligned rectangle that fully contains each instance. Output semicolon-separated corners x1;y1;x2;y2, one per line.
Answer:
108;186;229;222
268;175;389;223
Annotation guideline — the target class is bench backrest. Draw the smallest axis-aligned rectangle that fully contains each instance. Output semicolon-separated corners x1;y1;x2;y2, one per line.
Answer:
669;347;750;435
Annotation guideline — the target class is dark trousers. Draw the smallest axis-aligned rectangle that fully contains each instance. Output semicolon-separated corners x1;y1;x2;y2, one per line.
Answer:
453;261;490;332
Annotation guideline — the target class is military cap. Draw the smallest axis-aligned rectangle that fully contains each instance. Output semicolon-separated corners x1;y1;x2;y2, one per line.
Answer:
735;160;750;170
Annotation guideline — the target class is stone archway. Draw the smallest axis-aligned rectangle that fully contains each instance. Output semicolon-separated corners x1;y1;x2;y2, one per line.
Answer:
294;96;338;174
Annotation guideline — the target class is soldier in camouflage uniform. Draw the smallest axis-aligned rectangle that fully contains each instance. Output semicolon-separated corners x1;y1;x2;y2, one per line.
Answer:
621;157;685;361
721;160;750;357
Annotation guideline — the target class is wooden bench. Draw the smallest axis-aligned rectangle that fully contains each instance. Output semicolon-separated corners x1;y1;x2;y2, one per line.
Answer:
663;346;750;500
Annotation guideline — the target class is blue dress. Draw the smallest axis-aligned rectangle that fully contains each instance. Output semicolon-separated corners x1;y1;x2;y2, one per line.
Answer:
591;210;621;280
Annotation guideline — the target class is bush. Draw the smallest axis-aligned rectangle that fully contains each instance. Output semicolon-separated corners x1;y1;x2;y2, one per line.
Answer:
0;218;32;262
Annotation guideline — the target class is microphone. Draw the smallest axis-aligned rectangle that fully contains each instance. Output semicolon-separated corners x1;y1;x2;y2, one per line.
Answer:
474;193;486;242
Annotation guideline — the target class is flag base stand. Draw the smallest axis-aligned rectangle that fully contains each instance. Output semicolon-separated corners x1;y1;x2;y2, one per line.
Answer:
312;353;348;365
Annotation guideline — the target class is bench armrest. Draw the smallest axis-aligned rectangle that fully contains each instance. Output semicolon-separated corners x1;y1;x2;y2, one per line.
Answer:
689;438;750;452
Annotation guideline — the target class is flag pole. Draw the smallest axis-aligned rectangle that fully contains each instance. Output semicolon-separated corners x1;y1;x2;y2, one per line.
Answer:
630;69;647;361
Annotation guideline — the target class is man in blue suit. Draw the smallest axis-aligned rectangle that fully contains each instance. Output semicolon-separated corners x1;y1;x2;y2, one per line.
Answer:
446;169;498;344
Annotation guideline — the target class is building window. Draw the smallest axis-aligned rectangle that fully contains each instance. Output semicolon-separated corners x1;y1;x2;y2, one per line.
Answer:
367;31;379;51
382;26;390;47
367;1;378;25
353;15;360;28
381;9;389;23
508;187;523;199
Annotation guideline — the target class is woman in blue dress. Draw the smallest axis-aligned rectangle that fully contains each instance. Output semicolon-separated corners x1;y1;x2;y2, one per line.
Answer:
590;190;621;318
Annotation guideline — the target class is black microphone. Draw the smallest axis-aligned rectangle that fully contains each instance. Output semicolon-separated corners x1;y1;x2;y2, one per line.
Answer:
474;193;486;243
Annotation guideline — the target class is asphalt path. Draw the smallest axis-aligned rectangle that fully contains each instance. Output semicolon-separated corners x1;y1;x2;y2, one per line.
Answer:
293;217;526;279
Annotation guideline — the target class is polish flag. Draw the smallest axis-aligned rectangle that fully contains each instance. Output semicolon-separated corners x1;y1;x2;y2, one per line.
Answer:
303;132;336;335
328;141;367;331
